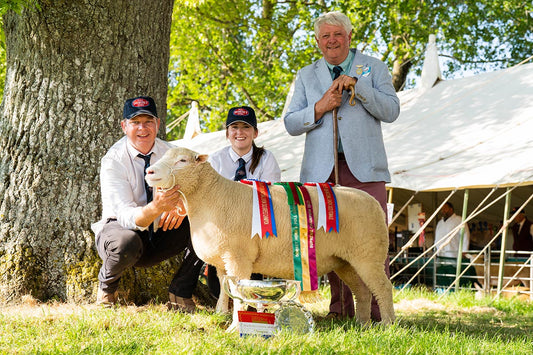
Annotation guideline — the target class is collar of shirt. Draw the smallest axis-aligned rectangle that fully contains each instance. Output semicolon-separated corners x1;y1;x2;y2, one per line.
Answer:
326;49;355;80
228;146;253;164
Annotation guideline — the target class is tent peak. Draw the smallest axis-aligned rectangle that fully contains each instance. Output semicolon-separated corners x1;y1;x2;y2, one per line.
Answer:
183;101;201;140
420;34;443;91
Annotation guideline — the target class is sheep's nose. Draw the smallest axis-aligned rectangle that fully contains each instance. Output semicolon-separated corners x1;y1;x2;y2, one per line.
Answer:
146;167;154;174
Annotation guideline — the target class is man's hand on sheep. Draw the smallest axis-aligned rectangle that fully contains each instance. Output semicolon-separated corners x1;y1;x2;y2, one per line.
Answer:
159;199;186;231
135;185;184;228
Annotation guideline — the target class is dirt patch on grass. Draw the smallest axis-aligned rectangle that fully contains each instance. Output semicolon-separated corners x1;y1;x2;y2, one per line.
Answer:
395;298;446;314
1;295;500;319
394;298;498;315
0;295;162;318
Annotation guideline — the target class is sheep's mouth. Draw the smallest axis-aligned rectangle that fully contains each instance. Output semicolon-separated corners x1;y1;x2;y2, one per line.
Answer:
145;176;162;187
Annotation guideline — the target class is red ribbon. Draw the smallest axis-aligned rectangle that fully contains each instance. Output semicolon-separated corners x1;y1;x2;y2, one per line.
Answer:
256;181;276;238
299;185;318;290
318;183;338;233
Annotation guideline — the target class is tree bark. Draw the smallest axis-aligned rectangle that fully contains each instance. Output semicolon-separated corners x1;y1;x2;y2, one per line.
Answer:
0;0;176;303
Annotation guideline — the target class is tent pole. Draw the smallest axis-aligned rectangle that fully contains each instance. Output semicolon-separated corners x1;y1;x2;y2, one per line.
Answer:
389;192;418;227
497;188;512;295
388;187;393;204
454;189;469;291
392;189;456;265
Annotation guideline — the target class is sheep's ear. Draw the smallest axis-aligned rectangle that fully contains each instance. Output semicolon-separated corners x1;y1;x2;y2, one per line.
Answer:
195;154;208;163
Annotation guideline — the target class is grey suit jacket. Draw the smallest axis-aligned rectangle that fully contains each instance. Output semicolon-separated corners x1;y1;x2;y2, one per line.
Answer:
284;49;400;183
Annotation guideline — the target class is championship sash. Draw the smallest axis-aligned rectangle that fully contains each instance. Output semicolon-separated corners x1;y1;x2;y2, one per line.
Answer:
275;182;319;301
304;182;339;233
241;179;276;239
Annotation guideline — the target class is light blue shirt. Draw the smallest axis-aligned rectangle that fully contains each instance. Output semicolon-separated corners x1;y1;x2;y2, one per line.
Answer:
325;50;355;80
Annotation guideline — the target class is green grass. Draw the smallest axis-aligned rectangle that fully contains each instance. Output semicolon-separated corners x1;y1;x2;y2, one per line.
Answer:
1;287;532;354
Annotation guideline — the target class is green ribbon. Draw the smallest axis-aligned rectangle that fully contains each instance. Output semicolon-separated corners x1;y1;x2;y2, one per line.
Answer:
275;182;303;285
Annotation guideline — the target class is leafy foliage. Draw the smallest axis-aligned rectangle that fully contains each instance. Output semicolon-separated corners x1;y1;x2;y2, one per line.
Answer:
0;0;38;15
1;1;531;139
167;0;325;140
167;0;532;138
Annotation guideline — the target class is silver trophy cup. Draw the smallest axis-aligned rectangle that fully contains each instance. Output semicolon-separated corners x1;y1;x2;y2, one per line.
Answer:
223;276;314;333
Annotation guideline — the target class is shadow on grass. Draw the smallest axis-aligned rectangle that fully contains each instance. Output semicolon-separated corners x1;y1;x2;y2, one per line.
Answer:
396;310;533;342
311;310;533;343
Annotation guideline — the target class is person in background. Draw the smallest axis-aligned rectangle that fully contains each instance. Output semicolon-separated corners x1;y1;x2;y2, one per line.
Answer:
434;202;473;287
510;207;533;257
283;11;399;321
434;202;470;258
206;105;281;298
92;96;203;312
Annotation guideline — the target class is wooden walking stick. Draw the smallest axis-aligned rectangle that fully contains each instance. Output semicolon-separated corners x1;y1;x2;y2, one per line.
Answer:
332;84;357;185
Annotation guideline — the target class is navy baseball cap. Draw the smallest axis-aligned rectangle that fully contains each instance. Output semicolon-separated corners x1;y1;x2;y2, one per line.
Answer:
226;106;257;128
123;96;158;119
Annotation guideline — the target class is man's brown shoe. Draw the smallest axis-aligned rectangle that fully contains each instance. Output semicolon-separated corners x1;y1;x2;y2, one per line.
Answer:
96;288;118;307
167;292;196;313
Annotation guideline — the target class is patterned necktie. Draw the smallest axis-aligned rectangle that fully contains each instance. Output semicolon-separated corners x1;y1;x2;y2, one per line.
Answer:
333;65;343;79
234;158;247;181
138;153;153;203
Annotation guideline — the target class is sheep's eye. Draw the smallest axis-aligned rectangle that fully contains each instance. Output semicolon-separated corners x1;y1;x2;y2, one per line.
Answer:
179;159;187;163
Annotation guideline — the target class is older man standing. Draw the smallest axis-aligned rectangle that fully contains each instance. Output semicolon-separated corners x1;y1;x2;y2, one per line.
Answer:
92;96;203;312
283;11;399;321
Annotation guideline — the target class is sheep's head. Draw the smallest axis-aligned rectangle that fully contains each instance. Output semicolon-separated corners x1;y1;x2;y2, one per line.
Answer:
145;147;208;189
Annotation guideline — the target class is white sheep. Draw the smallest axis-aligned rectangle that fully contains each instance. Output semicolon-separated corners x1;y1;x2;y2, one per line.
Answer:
145;147;395;327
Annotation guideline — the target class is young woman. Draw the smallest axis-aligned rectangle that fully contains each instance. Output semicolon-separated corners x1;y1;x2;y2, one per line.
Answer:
208;106;281;183
207;106;281;298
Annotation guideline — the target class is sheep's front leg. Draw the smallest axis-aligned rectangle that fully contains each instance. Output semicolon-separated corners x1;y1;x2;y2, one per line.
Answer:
215;267;230;314
223;256;254;333
227;295;246;333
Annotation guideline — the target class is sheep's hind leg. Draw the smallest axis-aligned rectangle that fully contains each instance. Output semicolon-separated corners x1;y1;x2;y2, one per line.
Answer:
349;262;395;325
334;264;371;324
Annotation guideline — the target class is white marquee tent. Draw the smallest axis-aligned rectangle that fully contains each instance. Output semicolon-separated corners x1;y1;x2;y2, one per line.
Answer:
173;61;533;223
171;47;533;293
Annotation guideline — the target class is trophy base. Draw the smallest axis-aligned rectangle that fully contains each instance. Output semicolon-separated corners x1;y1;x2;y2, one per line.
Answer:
274;301;314;334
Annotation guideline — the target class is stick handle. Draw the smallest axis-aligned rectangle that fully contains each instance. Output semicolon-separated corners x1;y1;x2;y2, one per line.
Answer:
333;107;339;185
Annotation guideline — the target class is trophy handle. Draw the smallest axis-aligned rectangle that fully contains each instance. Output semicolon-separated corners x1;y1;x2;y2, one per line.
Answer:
222;275;244;303
282;280;302;302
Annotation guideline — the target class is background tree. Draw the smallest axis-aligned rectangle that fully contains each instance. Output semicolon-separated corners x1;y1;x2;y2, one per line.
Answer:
0;0;179;303
167;0;532;138
166;0;325;139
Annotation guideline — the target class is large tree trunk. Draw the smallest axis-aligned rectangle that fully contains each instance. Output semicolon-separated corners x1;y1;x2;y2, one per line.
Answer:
0;0;177;304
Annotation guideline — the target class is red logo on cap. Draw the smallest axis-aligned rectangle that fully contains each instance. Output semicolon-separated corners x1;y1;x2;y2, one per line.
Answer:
233;108;249;116
132;98;150;108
